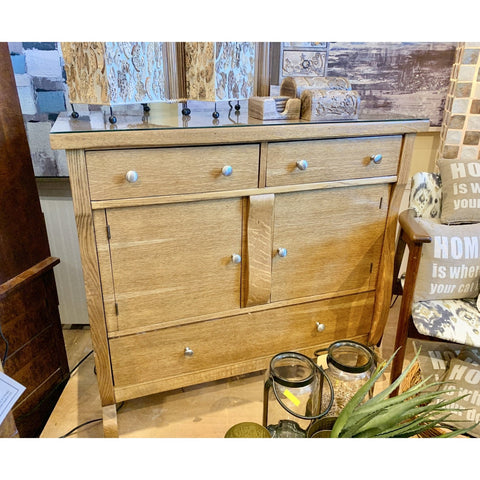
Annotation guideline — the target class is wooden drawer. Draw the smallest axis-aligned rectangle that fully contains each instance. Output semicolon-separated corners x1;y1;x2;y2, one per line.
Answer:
266;135;402;187
86;144;260;200
109;292;374;389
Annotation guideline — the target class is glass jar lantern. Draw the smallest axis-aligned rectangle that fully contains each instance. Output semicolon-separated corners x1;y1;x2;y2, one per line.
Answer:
263;351;334;438
315;340;375;417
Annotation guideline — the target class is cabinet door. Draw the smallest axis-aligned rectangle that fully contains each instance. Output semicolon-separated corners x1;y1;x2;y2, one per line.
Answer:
99;198;243;332
271;184;389;302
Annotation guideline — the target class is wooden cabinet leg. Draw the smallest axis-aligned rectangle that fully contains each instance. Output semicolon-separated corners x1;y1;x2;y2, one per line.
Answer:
102;404;119;438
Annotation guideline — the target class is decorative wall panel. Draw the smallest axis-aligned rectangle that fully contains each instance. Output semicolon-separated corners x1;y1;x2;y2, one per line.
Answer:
184;42;256;101
62;42;169;105
326;42;457;127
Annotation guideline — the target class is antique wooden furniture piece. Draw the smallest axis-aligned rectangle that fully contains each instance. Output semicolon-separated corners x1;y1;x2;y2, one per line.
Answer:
50;104;429;436
0;363;18;438
0;42;69;437
391;172;480;387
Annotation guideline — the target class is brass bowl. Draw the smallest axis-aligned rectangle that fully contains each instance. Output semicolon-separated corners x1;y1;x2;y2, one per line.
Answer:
225;422;271;438
306;416;337;438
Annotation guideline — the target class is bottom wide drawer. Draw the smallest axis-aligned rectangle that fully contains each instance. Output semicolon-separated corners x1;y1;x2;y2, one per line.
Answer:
109;291;375;396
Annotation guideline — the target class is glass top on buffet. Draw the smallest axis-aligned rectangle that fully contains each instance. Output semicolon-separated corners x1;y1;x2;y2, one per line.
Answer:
50;100;429;135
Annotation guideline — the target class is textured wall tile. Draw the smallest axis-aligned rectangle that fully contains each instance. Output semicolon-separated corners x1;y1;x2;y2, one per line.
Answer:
443;145;460;158
11;54;26;74
445;129;463;144
26;121;60;176
455;82;472;97
54;149;69;177
15;73;32;87
463;49;480;64
449;115;466;129
471;99;480;114
467;115;480;130
459;145;479;160
36;90;66;113
458;65;476;81
15;74;36;114
464;131;480;144
8;42;23;54
25;49;63;78
475;82;480;98
452;98;470;113
23;42;57;50
33;77;65;91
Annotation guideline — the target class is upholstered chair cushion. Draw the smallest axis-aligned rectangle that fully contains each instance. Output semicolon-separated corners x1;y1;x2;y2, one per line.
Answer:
409;171;442;219
412;298;480;347
407;171;480;346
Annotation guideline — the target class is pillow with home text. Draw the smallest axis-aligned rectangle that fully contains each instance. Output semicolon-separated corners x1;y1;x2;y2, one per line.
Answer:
439;159;480;224
414;218;480;302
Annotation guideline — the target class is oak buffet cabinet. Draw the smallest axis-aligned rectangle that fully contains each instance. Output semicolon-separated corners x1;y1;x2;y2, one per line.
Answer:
50;105;429;436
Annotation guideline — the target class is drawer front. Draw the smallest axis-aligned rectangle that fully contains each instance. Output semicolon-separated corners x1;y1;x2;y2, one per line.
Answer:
266;135;402;187
87;144;260;200
109;292;374;389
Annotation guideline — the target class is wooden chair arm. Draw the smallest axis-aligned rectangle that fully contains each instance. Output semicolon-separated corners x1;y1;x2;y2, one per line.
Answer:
392;209;431;296
398;209;432;245
390;210;432;387
0;256;60;299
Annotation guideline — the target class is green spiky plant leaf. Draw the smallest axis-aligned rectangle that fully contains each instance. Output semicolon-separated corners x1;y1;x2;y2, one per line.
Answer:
329;348;479;438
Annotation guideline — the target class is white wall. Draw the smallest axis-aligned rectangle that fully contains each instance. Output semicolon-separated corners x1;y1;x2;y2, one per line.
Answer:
37;178;89;325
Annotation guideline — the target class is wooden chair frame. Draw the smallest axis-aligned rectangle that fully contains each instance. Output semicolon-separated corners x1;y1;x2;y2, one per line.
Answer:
390;208;433;387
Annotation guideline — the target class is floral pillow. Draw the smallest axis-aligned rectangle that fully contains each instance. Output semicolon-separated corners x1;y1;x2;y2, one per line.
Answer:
438;159;480;224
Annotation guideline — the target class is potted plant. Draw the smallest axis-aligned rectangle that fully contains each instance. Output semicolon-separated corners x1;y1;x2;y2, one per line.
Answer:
318;349;478;438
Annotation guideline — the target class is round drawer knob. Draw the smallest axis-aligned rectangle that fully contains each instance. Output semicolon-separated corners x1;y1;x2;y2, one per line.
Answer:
316;322;325;333
296;160;308;171
126;170;139;183
184;347;194;357
277;247;287;258
222;165;233;176
370;154;383;164
231;254;242;264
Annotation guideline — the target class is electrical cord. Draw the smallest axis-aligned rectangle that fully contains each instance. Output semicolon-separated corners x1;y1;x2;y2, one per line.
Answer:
60;402;125;438
390;294;399;308
14;349;95;423
0;321;8;367
0;317;102;437
69;349;94;375
60;418;102;438
58;349;128;438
